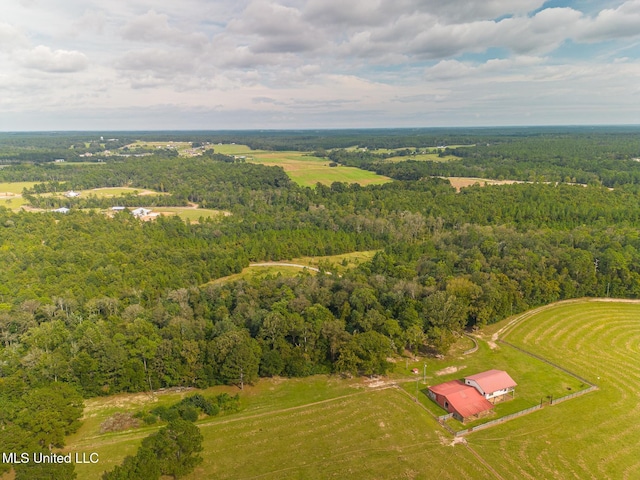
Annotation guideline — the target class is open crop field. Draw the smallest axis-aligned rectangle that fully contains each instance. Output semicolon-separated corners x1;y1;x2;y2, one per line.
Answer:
59;299;638;479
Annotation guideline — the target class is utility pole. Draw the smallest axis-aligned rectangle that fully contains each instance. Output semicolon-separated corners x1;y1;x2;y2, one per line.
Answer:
423;363;427;384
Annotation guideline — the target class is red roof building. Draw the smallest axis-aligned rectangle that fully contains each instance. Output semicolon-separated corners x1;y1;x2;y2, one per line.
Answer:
464;369;517;403
427;380;494;422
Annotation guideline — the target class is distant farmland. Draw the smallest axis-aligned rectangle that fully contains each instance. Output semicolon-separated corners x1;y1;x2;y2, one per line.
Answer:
211;144;391;187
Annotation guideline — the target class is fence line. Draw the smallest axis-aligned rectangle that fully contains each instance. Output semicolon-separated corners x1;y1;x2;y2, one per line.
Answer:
453;385;598;436
550;385;598;405
457;405;542;435
499;339;595;386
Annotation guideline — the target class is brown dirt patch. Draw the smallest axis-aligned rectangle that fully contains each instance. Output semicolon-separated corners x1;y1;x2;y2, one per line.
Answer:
444;177;522;192
435;365;466;376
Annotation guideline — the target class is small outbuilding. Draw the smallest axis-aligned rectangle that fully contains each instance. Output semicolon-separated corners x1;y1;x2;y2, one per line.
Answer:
428;380;494;422
428;369;517;422
464;369;517;404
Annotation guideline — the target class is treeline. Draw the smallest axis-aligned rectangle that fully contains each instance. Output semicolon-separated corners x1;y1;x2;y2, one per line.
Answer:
1;219;637;400
326;132;640;187
0;380;83;479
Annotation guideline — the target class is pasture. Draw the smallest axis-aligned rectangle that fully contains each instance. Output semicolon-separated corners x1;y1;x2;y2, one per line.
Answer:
211;143;255;155
70;381;492;480
63;299;638;479
250;151;390;187
0;182;36;210
468;299;640;479
0;181;37;194
210;145;390;187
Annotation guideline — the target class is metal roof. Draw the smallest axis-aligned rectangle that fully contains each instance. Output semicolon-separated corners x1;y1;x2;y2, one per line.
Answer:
429;380;494;418
465;369;517;394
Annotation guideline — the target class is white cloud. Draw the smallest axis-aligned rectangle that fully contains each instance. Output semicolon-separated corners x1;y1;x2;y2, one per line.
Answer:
122;10;208;50
20;45;88;73
227;0;325;54
578;0;640;42
3;0;640;129
0;22;29;52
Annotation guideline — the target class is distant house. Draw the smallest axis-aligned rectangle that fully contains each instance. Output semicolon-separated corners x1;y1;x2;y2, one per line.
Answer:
64;190;80;198
52;207;70;214
111;206;126;211
54;158;65;163
428;369;517;422
464;370;517;403
428;380;494;422
131;207;152;217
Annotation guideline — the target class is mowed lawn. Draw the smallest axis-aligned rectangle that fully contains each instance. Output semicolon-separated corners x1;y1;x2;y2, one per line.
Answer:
469;299;640;479
70;378;491;480
190;387;491;480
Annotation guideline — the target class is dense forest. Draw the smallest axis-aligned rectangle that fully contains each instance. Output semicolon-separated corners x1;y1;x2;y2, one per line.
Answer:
2;128;640;478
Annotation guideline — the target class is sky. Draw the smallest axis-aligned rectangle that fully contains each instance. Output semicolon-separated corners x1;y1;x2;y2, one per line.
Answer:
2;0;640;130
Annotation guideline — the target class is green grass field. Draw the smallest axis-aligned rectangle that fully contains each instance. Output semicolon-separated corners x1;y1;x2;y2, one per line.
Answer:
211;144;256;155
70;381;493;480
0;181;37;194
0;182;36;210
249;151;390;187
468;299;640;479
207;250;379;284
184;144;391;187
60;299;640;479
400;338;586;432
